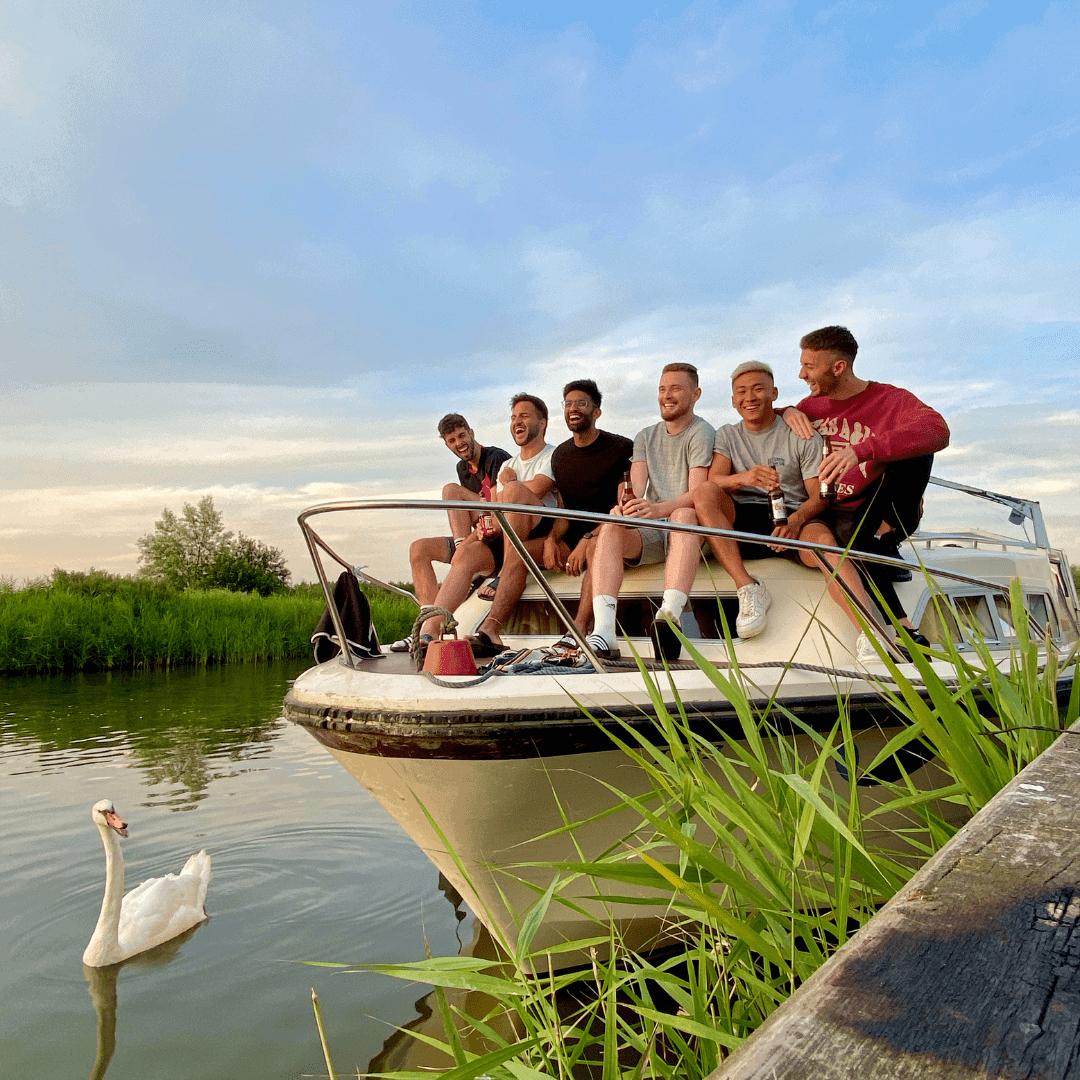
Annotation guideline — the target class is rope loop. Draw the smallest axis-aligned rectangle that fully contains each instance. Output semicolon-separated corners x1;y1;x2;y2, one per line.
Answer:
410;606;457;670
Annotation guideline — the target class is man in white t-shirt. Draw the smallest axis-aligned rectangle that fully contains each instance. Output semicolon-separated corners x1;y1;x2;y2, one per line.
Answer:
417;393;559;648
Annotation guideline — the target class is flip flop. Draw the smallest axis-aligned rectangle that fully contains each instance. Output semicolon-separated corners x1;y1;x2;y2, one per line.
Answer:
466;629;508;658
476;576;500;601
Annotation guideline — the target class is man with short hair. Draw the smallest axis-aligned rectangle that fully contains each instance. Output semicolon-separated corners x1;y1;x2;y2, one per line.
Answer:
681;361;884;659
417;394;558;649
582;363;715;661
785;325;950;632
403;414;510;608
469;380;633;653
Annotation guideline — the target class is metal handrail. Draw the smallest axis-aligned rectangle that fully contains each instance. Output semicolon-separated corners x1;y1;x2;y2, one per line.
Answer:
297;496;1057;669
910;532;1041;552
927;477;1049;549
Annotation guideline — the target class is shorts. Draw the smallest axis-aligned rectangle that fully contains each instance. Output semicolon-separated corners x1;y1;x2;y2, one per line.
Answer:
442;536;455;563
625;525;671;568
730;502;803;564
485;516;554;567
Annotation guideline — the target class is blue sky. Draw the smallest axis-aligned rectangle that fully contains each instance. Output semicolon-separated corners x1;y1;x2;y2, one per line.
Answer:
3;1;1079;580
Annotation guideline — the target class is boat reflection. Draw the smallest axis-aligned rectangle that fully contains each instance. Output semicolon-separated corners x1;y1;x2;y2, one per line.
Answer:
82;923;205;1080
366;918;516;1075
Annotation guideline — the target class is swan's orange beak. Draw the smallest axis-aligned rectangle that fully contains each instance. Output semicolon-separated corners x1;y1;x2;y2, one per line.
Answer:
105;809;128;837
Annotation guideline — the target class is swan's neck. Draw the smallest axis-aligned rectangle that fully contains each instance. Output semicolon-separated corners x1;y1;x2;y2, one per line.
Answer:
84;823;125;964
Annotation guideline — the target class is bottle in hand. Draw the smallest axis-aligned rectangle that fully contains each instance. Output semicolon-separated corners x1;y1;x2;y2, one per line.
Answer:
621;469;635;507
819;436;836;500
768;486;788;526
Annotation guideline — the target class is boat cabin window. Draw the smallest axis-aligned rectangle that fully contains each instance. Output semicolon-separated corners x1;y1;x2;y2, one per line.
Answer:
1024;592;1058;637
914;588;1058;647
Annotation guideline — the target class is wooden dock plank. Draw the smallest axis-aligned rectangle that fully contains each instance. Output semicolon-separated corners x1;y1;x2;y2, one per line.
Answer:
709;720;1080;1080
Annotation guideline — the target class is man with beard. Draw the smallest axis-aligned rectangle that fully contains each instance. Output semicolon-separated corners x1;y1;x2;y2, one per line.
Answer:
416;394;557;650
469;379;633;654
785;325;950;634
579;363;715;661
390;415;511;651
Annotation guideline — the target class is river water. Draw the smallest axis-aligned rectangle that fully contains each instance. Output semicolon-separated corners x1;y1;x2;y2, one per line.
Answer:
0;661;468;1079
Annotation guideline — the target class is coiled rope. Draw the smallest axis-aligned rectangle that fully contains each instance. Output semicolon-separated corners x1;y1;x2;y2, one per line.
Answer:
409;606;504;688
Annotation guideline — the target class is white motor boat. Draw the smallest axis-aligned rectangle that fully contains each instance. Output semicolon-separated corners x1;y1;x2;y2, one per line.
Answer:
284;478;1079;963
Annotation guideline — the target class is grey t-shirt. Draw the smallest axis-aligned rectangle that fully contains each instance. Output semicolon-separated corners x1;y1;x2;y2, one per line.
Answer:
632;415;716;505
713;416;822;510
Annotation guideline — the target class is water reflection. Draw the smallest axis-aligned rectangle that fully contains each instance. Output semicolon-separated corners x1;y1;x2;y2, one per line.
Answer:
1;665;281;807
1;661;465;1080
83;926;206;1080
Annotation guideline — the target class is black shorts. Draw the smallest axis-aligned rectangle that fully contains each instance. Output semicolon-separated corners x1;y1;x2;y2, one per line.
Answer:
484;516;554;568
732;503;803;564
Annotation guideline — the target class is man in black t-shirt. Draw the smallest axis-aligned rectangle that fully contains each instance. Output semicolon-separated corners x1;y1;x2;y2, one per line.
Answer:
401;413;510;619
467;380;632;653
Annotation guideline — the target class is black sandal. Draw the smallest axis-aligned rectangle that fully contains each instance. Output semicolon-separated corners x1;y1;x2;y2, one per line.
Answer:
467;629;507;658
476;576;500;601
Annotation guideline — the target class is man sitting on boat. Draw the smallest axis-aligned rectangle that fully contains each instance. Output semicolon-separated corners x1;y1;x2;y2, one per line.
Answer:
662;361;883;662
408;414;510;605
579;363;716;661
390;415;510;651
467;379;634;655
416;394;559;654
783;325;950;638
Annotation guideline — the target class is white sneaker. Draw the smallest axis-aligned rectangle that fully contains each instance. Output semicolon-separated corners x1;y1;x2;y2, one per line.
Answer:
855;632;880;664
736;581;771;639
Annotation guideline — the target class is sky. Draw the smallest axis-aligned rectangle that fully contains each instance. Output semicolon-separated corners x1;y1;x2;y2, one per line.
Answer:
2;0;1079;584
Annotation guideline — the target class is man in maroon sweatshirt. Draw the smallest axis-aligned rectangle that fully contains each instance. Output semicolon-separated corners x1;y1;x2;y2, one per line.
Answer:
784;325;950;631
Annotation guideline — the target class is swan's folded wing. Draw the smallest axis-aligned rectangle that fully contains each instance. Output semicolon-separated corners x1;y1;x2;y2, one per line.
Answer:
118;869;209;955
180;849;211;910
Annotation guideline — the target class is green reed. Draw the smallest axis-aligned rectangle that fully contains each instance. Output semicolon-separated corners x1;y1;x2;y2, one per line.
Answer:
0;574;417;674
311;583;1078;1079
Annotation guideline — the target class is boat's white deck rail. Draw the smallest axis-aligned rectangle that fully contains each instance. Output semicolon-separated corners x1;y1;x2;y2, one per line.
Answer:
297;477;1070;670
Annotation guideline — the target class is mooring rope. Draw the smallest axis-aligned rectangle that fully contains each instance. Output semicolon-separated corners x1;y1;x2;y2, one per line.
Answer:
409;605;506;688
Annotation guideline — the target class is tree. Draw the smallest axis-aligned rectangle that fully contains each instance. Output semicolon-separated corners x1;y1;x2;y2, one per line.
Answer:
136;497;289;595
206;533;291;596
138;496;231;590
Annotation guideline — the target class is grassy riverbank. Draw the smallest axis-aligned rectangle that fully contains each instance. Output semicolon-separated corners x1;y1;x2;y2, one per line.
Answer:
0;571;417;675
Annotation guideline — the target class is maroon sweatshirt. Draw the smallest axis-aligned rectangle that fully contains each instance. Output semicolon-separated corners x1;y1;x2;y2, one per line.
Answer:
796;381;950;509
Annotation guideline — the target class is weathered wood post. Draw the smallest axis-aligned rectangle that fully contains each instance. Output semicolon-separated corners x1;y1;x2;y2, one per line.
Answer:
709;719;1080;1080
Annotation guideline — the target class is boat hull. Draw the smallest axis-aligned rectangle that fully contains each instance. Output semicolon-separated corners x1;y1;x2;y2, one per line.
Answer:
288;668;977;962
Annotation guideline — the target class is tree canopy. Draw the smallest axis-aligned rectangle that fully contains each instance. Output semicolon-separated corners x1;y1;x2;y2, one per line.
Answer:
137;496;290;595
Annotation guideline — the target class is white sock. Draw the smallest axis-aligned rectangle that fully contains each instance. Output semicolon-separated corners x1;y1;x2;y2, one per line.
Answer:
592;594;617;645
660;589;688;620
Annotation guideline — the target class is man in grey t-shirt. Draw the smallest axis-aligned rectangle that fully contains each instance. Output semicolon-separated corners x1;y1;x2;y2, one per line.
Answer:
581;363;715;660
688;361;881;654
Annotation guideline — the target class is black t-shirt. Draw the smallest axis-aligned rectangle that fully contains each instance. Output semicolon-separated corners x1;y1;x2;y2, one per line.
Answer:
551;430;634;547
457;445;511;494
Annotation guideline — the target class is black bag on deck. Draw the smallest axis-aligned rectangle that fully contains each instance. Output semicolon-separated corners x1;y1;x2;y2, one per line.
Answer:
311;570;383;662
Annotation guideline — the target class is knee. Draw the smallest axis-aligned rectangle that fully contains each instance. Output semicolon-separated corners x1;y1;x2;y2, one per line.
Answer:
499;480;529;503
409;539;427;564
671;507;697;525
692;481;720;510
442;482;464;500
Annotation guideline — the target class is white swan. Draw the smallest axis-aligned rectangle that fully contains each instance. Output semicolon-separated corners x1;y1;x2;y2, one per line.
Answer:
83;799;211;967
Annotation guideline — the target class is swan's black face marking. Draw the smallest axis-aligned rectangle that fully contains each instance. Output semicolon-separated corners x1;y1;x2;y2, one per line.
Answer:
105;809;128;837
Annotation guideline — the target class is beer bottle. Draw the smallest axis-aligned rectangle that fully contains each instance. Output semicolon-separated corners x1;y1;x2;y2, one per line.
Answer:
819;436;836;500
768;486;788;526
621;469;635;506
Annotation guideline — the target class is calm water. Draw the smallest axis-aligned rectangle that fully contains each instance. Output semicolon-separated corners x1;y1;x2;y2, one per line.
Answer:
0;662;468;1079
